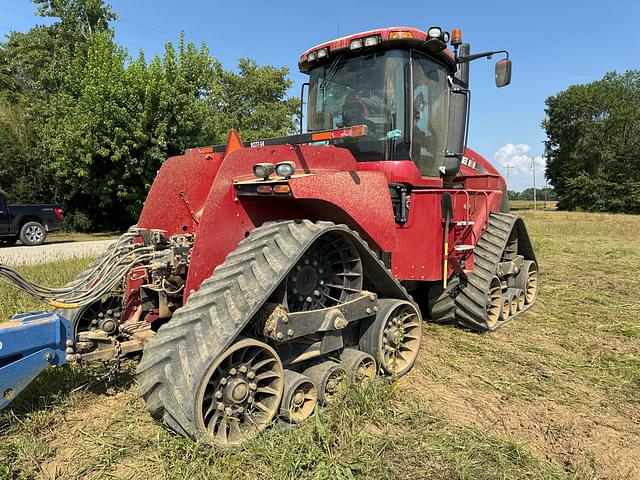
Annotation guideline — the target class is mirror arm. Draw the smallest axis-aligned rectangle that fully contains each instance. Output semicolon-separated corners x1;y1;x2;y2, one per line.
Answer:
456;50;509;64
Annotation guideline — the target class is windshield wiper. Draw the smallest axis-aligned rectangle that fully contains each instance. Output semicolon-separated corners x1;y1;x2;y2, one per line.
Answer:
320;53;344;92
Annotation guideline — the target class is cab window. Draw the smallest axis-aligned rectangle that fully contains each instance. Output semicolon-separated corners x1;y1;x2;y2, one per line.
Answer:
411;54;450;177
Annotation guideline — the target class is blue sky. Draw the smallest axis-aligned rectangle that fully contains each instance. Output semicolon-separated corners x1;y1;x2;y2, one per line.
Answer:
2;0;639;191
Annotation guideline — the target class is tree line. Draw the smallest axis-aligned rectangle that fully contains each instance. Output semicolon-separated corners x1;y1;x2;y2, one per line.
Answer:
508;188;557;202
543;70;640;213
0;0;299;230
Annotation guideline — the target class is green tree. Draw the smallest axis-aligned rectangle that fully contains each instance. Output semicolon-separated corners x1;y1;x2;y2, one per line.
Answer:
214;58;299;141
0;0;300;230
543;70;640;213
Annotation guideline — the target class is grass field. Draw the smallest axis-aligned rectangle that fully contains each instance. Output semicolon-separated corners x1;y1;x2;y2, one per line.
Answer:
1;210;639;479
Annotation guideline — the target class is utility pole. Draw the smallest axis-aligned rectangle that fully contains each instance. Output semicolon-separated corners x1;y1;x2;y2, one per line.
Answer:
504;164;514;180
532;156;537;211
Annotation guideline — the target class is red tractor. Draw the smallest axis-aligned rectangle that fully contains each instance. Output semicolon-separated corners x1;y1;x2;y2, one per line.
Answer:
0;26;537;447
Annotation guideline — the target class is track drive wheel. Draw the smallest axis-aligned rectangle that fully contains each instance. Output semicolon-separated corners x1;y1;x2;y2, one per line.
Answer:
359;299;422;377
303;361;347;406
196;338;284;447
280;370;317;423
339;348;376;385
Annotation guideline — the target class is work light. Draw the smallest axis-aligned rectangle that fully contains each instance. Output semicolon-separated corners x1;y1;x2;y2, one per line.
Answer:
276;161;296;179
253;163;275;180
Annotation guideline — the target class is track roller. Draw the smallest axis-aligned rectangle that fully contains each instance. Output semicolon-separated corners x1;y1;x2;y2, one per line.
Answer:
516;289;525;312
280;370;318;423
303;361;347;406
504;288;516;316
339;348;376;385
500;294;511;322
195;338;284;447
359;299;422;377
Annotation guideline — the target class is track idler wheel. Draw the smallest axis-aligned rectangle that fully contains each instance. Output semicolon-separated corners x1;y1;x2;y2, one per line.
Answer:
303;361;347;406
484;277;504;330
339;348;376;385
513;260;539;305
195;338;284;447
359;299;422;377
280;370;318;423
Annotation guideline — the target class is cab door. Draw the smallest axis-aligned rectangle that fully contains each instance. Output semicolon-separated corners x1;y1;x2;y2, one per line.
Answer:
0;196;10;235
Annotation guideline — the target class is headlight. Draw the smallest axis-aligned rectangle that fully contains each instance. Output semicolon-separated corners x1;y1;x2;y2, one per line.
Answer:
307;51;317;62
427;27;442;39
349;39;363;50
363;35;380;47
276;161;295;178
253;163;275;180
316;48;329;59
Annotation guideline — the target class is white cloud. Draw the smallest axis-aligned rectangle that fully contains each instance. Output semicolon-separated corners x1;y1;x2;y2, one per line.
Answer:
493;143;547;191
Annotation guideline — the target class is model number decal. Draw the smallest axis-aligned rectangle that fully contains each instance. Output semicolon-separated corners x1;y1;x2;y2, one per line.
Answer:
461;156;477;170
250;140;265;148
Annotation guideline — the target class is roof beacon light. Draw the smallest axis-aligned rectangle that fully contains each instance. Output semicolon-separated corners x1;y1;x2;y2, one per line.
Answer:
253;163;275;180
389;30;414;40
349;38;364;50
275;161;296;178
363;35;380;47
451;28;462;46
316;48;329;59
427;27;442;39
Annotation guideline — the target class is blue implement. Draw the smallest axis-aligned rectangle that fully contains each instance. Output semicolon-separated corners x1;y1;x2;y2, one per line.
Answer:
0;312;72;409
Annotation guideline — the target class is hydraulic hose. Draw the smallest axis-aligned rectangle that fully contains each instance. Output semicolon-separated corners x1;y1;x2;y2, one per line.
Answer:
0;232;149;309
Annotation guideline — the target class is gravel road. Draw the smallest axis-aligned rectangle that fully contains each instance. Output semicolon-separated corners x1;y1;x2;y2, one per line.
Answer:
0;240;114;266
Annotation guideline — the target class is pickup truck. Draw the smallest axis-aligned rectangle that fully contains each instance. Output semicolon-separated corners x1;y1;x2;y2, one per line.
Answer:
0;195;64;246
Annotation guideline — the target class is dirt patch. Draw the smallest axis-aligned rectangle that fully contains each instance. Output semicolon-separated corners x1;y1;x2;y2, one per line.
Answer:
405;332;640;480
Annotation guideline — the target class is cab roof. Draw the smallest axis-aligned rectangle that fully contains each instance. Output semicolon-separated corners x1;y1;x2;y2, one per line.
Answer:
298;26;456;74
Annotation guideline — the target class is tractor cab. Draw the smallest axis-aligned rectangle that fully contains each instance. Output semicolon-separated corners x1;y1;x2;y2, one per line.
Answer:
300;27;457;179
299;26;512;183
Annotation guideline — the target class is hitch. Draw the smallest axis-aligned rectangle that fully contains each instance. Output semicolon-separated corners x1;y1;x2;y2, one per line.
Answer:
0;312;72;409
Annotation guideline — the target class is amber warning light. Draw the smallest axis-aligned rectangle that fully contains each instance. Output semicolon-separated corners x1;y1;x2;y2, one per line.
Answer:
451;28;462;46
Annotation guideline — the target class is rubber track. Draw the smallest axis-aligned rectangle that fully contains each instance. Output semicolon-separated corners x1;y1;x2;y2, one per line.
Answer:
430;213;536;332
136;220;413;440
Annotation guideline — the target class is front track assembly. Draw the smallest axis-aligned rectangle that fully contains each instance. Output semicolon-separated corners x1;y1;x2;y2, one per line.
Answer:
137;220;421;446
430;212;538;332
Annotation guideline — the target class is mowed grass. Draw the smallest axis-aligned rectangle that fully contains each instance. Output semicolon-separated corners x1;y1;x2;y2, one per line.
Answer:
1;210;639;479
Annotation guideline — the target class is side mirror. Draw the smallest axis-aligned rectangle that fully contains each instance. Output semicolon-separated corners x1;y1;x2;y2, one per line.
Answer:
495;59;512;87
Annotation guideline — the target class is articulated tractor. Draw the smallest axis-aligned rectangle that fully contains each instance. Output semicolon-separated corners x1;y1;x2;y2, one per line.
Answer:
0;26;537;446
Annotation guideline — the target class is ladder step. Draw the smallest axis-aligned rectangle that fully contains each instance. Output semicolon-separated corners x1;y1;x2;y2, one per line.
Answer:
455;221;475;226
454;244;475;252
